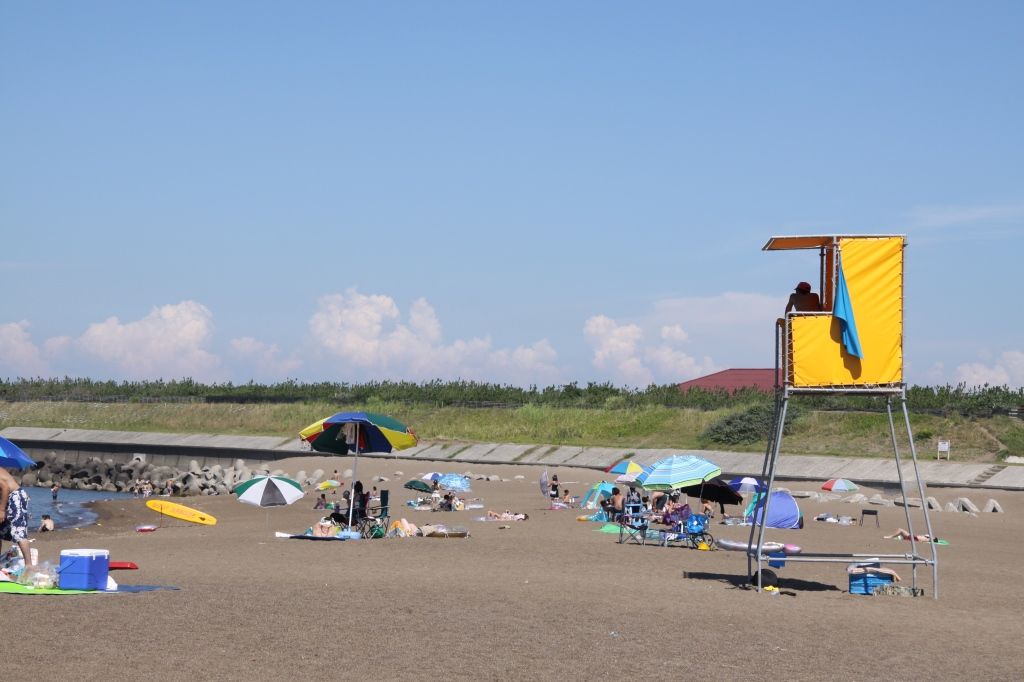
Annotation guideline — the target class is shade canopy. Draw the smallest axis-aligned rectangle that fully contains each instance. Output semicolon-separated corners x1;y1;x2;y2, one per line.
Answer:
679;476;743;506
300;411;418;455
637;455;721;492
404;479;432;494
0;436;36;470
605;459;645;476
233;475;305;508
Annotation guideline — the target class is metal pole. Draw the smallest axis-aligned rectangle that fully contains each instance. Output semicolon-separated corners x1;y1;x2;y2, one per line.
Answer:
752;393;788;591
901;393;939;599
749;322;783;582
885;396;917;590
347;422;360;532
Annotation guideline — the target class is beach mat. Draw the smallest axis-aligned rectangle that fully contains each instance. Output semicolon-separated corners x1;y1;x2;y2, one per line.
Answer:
0;582;179;596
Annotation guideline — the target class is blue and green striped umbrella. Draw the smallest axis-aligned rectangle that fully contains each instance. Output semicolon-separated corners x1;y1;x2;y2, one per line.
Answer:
637;455;721;491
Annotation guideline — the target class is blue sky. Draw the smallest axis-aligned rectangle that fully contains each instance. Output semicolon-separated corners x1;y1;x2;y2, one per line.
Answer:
2;2;1023;388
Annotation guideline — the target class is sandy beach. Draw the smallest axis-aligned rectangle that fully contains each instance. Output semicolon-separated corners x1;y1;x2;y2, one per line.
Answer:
7;455;1023;681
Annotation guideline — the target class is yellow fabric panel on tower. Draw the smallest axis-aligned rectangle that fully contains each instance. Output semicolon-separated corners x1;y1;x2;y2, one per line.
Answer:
788;236;903;387
839;237;903;384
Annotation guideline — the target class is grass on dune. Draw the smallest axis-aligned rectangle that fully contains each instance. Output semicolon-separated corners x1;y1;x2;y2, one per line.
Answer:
0;401;716;450
1;400;1018;460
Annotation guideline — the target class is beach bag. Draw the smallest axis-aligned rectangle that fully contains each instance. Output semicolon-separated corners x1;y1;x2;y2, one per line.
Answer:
685;514;708;534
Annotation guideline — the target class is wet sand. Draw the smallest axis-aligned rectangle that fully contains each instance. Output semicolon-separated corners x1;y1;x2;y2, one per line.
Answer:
7;456;1023;681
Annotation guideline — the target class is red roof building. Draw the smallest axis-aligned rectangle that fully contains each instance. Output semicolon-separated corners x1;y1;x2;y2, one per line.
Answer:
677;368;776;393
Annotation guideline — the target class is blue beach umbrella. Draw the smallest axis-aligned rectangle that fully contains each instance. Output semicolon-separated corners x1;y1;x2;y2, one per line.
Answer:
0;436;36;470
637;455;721;492
438;473;472;492
729;477;764;494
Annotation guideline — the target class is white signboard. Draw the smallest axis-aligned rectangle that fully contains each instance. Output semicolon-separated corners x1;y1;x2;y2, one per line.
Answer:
937;440;950;460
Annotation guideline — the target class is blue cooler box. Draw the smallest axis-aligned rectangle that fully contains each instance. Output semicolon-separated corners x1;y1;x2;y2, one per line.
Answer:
59;549;110;590
849;571;894;595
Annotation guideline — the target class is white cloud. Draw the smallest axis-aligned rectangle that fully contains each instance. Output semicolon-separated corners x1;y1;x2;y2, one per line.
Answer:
660;324;689;343
907;204;1024;229
308;289;561;385
75;301;222;380
645;344;716;379
649;292;781;331
230;337;302;378
954;351;1024;388
583;292;786;385
0;321;50;377
583;314;716;386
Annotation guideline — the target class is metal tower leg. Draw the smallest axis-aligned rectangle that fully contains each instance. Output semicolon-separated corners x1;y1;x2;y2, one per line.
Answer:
900;393;940;599
885;397;919;589
750;393;788;591
748;390;781;581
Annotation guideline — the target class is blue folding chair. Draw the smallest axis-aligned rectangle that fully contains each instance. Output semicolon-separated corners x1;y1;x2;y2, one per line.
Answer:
618;502;650;545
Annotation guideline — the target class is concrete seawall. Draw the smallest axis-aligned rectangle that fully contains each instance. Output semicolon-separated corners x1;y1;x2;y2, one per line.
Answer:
3;425;1023;490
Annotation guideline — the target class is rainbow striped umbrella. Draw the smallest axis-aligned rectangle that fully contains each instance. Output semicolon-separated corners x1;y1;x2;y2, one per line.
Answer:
300;411;417;455
605;458;646;476
300;411;418;530
822;478;858;492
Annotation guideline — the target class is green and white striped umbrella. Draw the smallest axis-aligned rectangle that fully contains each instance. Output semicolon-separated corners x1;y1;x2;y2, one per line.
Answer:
233;475;305;508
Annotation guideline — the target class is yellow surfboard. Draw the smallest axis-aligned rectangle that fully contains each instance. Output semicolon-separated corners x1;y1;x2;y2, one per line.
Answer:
146;499;217;526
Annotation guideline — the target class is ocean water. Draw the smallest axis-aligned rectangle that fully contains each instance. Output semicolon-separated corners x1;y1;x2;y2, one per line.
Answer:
23;486;135;531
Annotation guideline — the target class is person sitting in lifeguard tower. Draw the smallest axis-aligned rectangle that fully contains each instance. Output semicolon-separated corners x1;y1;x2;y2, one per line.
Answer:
786;281;822;313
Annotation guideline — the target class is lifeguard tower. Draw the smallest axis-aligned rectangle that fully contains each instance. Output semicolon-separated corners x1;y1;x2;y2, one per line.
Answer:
750;235;939;598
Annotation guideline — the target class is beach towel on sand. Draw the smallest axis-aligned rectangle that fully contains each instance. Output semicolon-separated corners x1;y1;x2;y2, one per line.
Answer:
0;582;179;596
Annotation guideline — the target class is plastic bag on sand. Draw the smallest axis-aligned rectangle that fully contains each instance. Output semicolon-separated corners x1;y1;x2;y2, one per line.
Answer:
19;561;58;589
0;546;26;580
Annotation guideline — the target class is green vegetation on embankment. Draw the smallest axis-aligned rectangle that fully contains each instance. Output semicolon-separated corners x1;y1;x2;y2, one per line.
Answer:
2;398;1021;463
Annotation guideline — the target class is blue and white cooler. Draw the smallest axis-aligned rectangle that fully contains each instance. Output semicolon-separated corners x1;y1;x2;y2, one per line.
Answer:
58;549;110;590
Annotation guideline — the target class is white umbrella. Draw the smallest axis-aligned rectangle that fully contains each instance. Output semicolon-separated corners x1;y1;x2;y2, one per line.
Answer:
233;476;305;508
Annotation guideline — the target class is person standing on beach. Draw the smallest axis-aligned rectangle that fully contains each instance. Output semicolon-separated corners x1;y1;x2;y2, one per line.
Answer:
0;467;32;565
549;474;560;502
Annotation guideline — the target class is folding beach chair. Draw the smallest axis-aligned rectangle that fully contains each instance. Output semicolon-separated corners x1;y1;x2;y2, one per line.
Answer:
618;501;650;546
682;513;714;549
359;490;390;539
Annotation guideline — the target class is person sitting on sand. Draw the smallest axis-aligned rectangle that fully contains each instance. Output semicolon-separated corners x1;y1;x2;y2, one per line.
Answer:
701;499;715;518
487;510;528;521
312;517;337;537
602;487;625;520
329;506;349;526
38;514;55;532
561;489;572;505
884;528;941;542
314;493;327;510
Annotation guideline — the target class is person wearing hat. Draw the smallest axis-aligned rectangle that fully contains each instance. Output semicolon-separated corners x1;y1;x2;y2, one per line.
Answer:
786;281;822;313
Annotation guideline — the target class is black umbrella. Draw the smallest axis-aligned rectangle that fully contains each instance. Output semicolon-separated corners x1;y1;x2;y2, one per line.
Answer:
404;479;433;494
679;476;743;506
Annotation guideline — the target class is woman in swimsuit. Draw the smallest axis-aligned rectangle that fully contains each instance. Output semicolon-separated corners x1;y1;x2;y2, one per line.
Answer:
884;528;940;542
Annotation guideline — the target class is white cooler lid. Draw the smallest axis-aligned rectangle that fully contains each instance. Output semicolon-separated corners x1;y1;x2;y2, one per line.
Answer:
60;549;110;557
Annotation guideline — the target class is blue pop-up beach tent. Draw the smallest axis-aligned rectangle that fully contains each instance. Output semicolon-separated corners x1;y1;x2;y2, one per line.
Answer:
746;490;802;529
579;482;615;510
